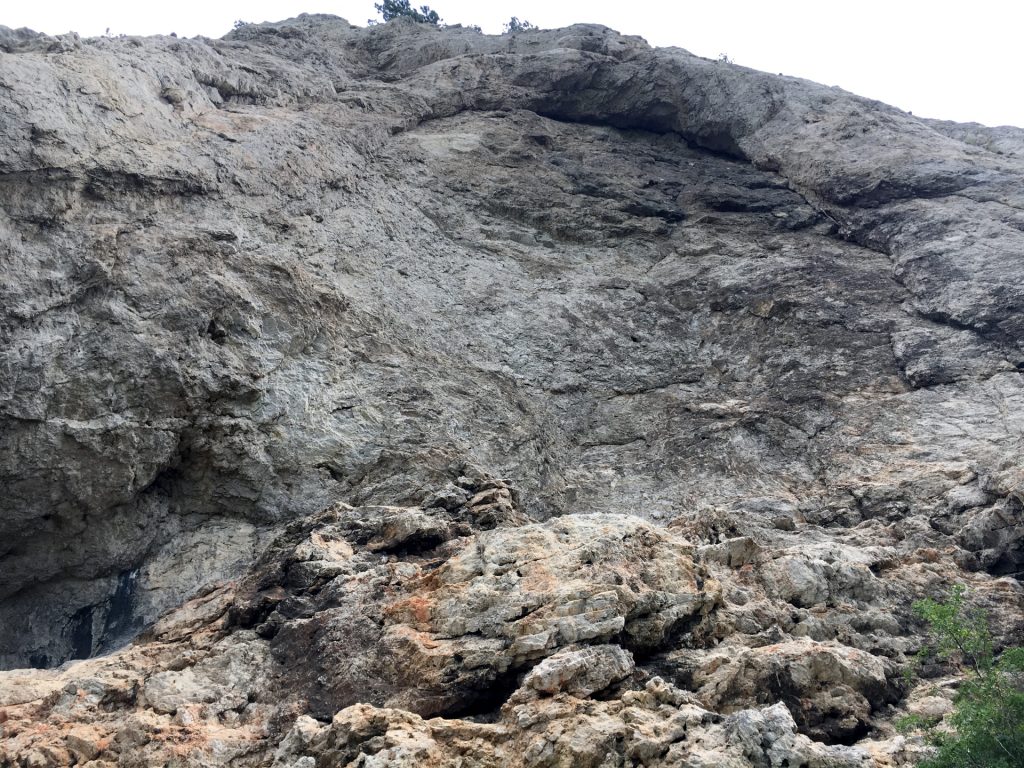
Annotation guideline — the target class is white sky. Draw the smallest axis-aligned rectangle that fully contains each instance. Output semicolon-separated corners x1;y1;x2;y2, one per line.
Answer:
4;1;1021;127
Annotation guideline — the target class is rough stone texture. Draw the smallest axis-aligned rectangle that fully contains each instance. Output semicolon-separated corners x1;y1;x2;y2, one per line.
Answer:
1;12;1024;767
252;506;715;721
0;498;1021;765
520;644;635;698
685;638;899;743
268;694;874;768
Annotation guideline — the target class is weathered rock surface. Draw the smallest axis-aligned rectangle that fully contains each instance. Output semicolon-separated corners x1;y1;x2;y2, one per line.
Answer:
239;505;716;720
1;12;1023;767
519;644;635;698
268;693;874;768
0;505;910;766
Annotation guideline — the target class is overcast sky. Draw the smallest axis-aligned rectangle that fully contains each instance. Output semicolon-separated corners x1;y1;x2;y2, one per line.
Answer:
4;1;1021;127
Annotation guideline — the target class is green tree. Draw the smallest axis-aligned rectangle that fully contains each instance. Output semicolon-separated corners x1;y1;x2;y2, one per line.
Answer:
903;585;1024;767
504;17;536;33
374;0;442;25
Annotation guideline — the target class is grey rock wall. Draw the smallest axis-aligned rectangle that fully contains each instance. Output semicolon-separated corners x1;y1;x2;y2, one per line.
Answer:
0;15;1020;736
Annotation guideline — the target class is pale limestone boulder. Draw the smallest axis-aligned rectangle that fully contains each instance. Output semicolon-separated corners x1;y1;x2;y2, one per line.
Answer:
690;639;900;742
761;556;829;607
520;644;635;697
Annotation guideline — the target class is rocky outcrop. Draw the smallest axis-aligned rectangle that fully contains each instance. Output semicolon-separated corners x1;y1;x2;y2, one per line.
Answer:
1;12;1023;767
0;504;889;766
238;506;717;720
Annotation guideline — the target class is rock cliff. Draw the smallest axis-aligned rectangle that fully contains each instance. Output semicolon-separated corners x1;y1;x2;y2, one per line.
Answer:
0;14;1022;767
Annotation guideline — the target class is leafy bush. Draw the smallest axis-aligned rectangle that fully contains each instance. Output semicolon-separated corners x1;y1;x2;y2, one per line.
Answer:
374;0;442;25
903;585;1024;767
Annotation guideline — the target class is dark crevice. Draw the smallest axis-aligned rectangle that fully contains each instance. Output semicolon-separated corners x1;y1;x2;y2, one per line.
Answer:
624;609;714;663
531;108;746;160
370;530;454;557
68;604;94;660
96;569;142;655
440;671;521;722
28;652;50;669
817;718;871;747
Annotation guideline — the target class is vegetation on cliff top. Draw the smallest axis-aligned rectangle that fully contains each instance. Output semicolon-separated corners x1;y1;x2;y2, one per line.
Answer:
374;0;442;25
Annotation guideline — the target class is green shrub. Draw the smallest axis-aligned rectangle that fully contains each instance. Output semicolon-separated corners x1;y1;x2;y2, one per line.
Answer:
904;585;1024;767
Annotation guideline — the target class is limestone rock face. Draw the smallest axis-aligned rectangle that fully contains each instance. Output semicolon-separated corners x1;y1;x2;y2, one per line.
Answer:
1;12;1023;768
